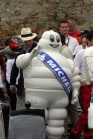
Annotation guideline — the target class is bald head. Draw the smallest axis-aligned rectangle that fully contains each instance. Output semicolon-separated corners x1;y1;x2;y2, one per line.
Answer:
68;19;76;33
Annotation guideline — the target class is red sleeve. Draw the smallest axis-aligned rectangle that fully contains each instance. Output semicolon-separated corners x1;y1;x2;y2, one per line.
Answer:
0;52;6;74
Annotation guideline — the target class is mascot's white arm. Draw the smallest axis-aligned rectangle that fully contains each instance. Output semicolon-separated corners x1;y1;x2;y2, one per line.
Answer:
16;45;40;69
67;59;81;104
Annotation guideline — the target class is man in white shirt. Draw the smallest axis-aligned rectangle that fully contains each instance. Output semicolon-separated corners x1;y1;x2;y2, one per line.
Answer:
59;20;79;139
59;20;79;54
10;27;37;110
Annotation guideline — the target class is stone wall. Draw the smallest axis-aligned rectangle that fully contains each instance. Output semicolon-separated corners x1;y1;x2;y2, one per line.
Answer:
0;0;93;48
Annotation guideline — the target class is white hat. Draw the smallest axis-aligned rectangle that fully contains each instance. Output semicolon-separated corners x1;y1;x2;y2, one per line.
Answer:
19;27;37;41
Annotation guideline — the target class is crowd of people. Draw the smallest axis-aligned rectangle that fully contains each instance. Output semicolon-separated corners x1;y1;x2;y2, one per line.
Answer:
0;18;93;139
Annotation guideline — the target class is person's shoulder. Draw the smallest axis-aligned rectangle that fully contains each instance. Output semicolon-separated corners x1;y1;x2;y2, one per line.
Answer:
84;46;93;56
7;58;15;63
69;36;77;41
76;49;85;56
28;41;37;53
69;36;79;44
7;59;15;66
75;45;83;49
74;30;81;34
18;49;26;55
33;41;37;47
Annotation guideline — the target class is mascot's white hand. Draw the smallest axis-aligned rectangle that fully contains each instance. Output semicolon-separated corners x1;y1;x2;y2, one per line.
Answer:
31;45;41;57
71;89;79;104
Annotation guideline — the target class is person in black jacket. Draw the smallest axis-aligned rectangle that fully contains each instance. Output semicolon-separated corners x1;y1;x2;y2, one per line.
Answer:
10;27;37;110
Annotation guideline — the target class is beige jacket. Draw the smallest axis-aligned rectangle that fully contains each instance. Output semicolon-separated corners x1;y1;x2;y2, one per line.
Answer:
61;45;74;60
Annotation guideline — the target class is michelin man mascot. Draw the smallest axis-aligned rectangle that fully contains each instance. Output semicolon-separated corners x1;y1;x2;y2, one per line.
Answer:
16;30;81;139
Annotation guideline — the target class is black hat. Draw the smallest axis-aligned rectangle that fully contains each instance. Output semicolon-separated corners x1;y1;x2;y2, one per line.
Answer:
77;30;89;37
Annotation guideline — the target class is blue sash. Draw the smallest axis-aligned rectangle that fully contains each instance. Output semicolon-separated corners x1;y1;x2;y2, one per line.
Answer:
37;51;72;96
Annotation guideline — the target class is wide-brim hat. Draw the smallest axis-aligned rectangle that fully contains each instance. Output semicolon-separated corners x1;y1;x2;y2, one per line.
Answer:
18;27;37;41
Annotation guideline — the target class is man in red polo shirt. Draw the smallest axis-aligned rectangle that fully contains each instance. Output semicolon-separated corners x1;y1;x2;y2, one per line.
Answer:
68;19;81;44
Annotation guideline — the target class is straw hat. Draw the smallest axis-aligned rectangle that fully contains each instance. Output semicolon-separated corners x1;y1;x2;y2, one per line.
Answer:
19;27;37;41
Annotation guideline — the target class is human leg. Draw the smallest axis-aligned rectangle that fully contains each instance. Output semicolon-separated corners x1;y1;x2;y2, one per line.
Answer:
61;95;79;139
16;90;25;110
67;102;79;126
69;85;92;139
6;80;17;111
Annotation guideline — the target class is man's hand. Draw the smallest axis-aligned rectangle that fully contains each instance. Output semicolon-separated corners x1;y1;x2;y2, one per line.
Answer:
10;86;17;93
4;93;10;101
1;87;10;101
71;89;79;104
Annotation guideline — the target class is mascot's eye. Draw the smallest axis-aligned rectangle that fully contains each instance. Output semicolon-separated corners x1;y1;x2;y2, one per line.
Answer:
56;35;61;43
50;35;55;42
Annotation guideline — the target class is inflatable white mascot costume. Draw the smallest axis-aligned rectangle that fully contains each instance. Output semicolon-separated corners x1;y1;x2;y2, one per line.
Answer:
16;30;81;139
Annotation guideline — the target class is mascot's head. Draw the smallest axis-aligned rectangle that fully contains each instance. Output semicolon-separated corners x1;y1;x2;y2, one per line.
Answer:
38;30;62;52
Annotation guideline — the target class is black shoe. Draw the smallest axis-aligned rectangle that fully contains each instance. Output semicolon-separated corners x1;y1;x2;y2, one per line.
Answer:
69;133;79;139
84;137;93;139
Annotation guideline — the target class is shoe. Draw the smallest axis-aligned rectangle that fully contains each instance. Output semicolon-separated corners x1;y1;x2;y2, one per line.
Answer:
69;133;79;139
61;135;68;139
84;137;93;139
